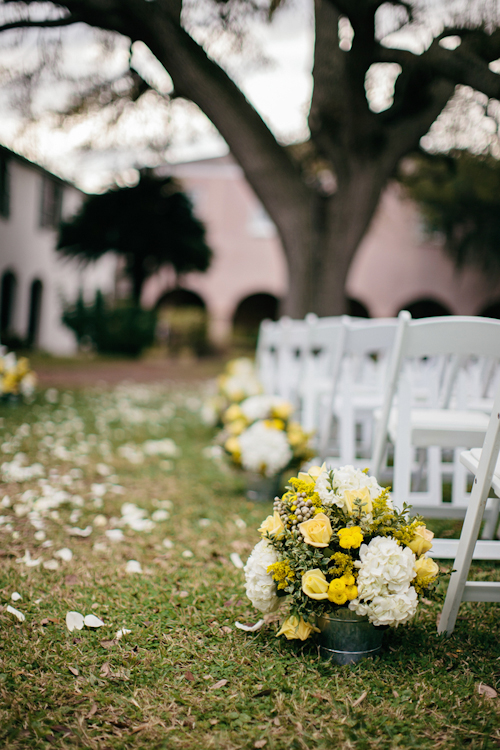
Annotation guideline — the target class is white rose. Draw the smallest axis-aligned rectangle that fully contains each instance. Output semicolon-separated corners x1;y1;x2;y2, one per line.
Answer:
244;539;281;614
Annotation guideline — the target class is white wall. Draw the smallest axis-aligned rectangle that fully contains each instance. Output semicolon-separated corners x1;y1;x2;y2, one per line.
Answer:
0;157;117;355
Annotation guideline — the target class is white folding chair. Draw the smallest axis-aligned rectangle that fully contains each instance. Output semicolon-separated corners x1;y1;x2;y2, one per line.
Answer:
255;318;282;395
371;314;500;535
437;383;500;635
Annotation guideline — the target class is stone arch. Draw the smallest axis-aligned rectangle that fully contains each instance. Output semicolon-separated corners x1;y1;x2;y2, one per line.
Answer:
156;287;209;355
399;297;452;319
27;279;43;348
232;292;280;346
1;269;17;343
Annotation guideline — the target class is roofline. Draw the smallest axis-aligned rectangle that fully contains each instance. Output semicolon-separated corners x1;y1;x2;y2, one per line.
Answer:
0;144;81;191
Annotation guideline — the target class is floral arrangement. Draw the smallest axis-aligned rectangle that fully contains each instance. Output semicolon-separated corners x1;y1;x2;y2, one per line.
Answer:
0;351;37;401
221;394;314;478
200;357;262;427
244;463;439;640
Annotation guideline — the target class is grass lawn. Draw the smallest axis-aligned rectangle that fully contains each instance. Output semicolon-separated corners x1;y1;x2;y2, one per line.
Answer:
0;381;499;750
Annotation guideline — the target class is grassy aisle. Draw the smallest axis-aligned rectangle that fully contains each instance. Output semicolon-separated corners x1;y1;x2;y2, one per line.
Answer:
0;384;499;750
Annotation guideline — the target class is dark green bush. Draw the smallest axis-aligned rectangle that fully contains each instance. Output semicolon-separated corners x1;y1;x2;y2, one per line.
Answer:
63;291;157;357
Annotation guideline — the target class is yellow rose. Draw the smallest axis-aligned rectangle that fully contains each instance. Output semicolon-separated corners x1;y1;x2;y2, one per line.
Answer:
271;401;294;421
337;526;364;549
298;512;332;548
408;526;434;556
297;463;327;486
343;487;372;515
276;615;320;641
328;578;348;605
227;418;247;436
224;403;244;423
259;511;285;539
414;555;439;585
224;436;241;461
302;568;330;600
264;418;285;431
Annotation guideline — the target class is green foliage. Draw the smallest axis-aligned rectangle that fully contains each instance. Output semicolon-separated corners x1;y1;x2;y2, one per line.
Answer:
400;150;500;274
58;174;212;302
62;290;157;357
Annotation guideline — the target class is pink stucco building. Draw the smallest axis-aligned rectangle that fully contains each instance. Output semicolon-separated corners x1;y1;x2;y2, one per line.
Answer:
142;155;500;345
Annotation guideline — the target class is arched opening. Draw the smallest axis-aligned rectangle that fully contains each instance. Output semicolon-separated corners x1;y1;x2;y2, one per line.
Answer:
232;293;280;348
399;298;452;319
1;270;17;346
479;300;500;319
27;279;43;349
156;287;209;355
348;298;370;318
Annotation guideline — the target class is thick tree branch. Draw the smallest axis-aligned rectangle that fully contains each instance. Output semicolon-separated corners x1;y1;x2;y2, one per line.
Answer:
0;14;82;32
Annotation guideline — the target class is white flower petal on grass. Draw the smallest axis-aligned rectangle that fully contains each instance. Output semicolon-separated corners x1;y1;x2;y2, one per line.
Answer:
125;559;143;574
234;619;265;632
115;628;132;640
16;550;42;567
151;509;169;522
182;550;193;559
91;483;107;497
162;538;174;549
160;460;174;471
7;605;25;622
11;592;22;602
93;514;107;527
198;518;211;528
68;526;92;537
105;529;124;542
84;614;104;628
43;559;60;570
34;530;46;541
66;611;84;632
230;552;244;569
54;548;73;562
96;463;112;476
234;518;247;529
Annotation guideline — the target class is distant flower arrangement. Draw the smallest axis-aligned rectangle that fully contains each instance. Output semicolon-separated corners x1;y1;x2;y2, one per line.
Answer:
244;464;439;639
221;395;314;478
200;357;262;427
0;352;37;402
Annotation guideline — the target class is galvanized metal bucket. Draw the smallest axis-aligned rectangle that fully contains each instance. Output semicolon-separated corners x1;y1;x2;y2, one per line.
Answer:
245;472;281;502
316;608;386;665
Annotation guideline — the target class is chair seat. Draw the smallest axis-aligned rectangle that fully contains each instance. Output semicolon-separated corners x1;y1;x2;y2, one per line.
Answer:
387;408;490;448
461;448;500;497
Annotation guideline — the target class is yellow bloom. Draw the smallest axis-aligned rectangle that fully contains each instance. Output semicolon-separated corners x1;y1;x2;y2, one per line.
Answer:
227;418;247;436
2;372;19;394
276;615;320;641
271;401;294;421
263;418;285;431
224;403;244;423
302;568;330;600
224;436;241;461
328;578;348;605
297;463;327;486
414;555;439;587
259;511;285;539
408;526;434;556
337;526;364;549
343;487;372;515
298;512;332;548
345;585;358;600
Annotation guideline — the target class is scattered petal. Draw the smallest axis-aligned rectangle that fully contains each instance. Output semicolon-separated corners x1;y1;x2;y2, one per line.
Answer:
209;679;228;690
478;683;498;698
125;560;143;574
84;614;104;628
68;666;79;676
34;530;46;541
229;552;244;569
235;620;265;632
43;559;60;570
68;526;92;537
93;514;107;527
182;550;193;559
198;518;211;528
6;605;25;622
115;628;131;640
10;592;21;602
162;538;173;549
105;529;124;542
66;611;84;632
151;509;169;522
54;548;73;562
234;517;247;529
16;550;41;567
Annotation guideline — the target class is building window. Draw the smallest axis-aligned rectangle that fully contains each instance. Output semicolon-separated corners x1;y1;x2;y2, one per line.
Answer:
27;279;43;348
40;175;63;229
0;155;10;219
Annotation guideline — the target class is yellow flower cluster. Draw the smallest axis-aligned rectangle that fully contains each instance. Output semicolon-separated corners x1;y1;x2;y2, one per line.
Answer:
328;551;354;578
301;569;358;605
328;575;358;605
337;526;364;549
0;355;35;396
267;560;295;590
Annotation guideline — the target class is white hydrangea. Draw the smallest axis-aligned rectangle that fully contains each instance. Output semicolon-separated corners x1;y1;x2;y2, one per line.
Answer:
349;588;418;627
239;421;292;477
315;465;389;510
244;539;281;614
239;395;291;423
355;536;416;598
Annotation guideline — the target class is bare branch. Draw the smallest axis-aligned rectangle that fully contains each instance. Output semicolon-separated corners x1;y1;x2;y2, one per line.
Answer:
0;15;83;34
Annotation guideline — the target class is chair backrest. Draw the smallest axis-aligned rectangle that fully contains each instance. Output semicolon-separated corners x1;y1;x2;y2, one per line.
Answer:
255;318;282;395
371;313;500;476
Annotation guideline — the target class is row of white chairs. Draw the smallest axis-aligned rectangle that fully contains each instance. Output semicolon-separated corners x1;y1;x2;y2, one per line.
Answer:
256;312;500;633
